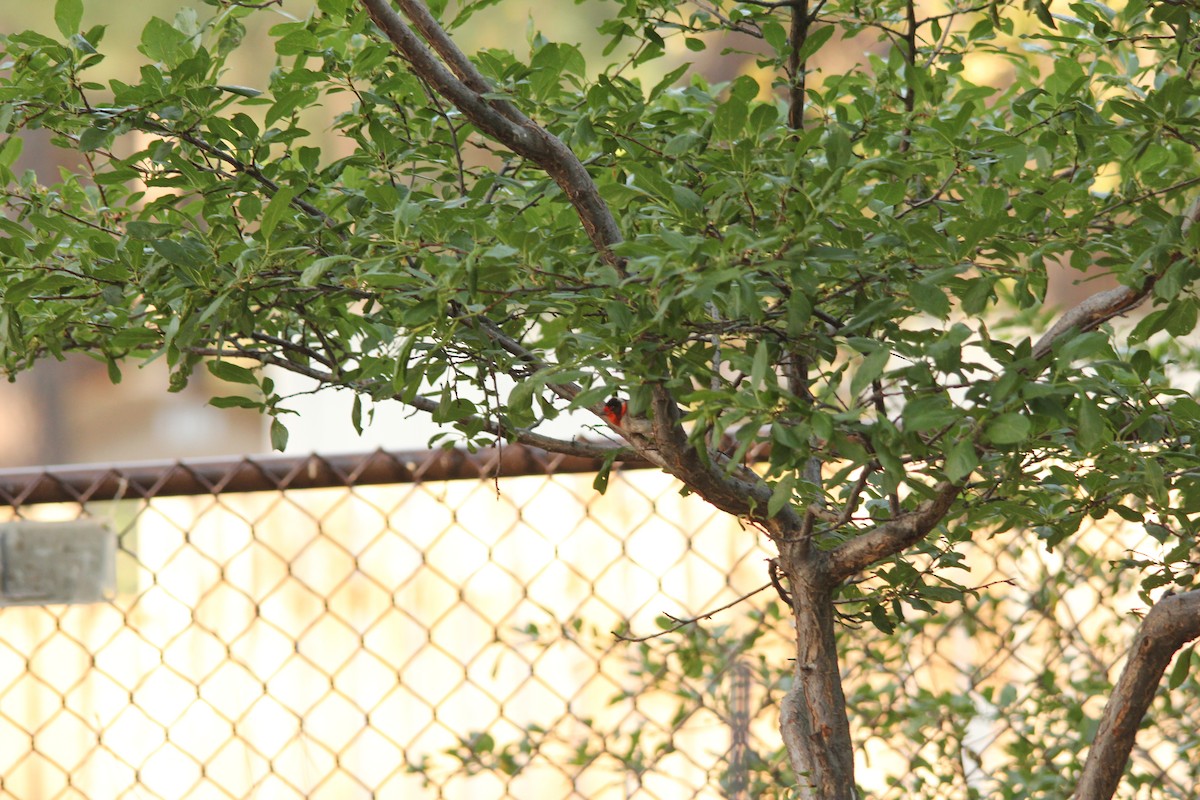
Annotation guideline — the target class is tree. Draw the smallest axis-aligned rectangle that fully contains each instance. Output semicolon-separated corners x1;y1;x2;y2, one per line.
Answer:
2;0;1200;796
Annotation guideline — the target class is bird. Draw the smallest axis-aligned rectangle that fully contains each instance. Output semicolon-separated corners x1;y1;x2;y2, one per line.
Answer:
603;396;627;427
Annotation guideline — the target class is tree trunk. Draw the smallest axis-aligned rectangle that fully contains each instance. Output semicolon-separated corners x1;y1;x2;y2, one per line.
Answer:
778;539;856;799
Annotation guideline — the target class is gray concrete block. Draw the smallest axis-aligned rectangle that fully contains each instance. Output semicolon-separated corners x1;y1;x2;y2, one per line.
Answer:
0;520;116;606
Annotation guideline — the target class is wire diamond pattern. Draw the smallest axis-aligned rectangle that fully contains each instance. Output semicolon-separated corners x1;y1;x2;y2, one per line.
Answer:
0;448;1193;798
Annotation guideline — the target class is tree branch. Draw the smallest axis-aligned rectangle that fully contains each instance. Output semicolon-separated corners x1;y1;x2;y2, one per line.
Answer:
448;302;588;408
360;0;536;149
826;481;960;583
1074;589;1200;800
816;193;1195;588
1033;195;1200;360
1032;281;1155;361
825;194;1200;580
649;384;803;535
393;0;521;117
360;0;624;263
359;0;640;432
786;0;811;130
613;581;773;642
402;393;643;461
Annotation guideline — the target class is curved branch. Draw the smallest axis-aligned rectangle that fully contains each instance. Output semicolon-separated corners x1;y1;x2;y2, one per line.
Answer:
360;0;624;262
831;195;1200;581
360;0;537;150
1032;281;1155;361
649;384;804;535
1033;195;1200;360
1074;589;1200;800
394;0;521;118
826;480;960;583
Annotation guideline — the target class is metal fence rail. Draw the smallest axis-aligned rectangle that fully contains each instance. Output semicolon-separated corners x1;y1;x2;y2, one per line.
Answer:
0;445;1195;799
0;447;628;505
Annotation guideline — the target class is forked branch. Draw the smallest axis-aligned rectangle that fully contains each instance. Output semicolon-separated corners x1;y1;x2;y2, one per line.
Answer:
649;383;804;534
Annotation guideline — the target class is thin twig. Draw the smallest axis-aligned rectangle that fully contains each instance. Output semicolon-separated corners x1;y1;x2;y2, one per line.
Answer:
613;582;774;642
835;464;874;526
832;577;1015;605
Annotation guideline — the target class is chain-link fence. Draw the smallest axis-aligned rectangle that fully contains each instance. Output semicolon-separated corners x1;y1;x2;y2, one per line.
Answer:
0;446;1195;799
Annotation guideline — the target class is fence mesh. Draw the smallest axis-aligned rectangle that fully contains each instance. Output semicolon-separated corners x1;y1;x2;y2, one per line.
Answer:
0;446;1195;799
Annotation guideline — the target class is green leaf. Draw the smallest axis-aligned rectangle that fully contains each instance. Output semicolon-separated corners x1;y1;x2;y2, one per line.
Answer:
850;348;889;398
207;360;258;385
911;281;951;318
151;238;209;270
506;377;537;427
592;451;618;494
210;395;261;409
260;187;298;240
1163;300;1198;337
0;137;23;169
139;16;191;67
747;103;779;138
761;20;787;54
713;97;748;142
648;62;689;100
749;340;770;390
794;25;835;63
1168;645;1194;690
960;277;995;316
825;129;851;169
78;126;110;153
270;418;289;451
1076;396;1107;451
300;255;352;287
985;413;1031;445
868;603;895;634
944;438;977;483
768;473;796;518
217;84;263;98
55;0;83;37
1029;0;1057;28
903;395;953;432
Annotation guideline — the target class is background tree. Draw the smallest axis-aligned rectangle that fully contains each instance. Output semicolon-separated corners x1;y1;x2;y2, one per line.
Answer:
3;0;1200;797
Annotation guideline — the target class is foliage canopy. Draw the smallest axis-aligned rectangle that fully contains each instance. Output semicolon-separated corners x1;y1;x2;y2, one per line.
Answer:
3;0;1200;796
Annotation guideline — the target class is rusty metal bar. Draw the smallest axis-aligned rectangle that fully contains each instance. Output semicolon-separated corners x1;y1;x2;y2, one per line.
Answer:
0;444;652;507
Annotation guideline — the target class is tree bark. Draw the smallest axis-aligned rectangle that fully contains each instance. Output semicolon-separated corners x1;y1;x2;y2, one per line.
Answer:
778;540;856;799
1074;589;1200;800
